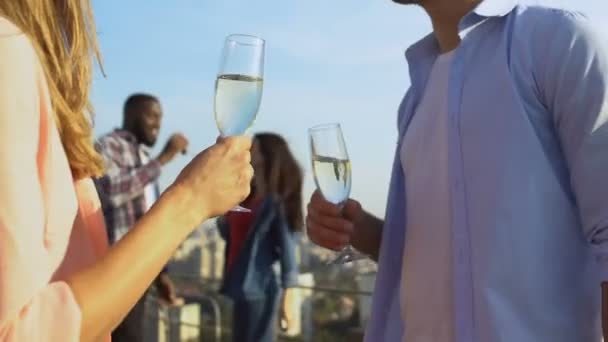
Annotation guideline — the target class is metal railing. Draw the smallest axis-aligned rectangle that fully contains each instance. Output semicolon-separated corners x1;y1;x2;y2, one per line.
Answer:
145;275;373;342
146;293;222;342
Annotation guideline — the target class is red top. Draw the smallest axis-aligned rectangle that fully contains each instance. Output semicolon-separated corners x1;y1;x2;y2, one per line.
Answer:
225;198;264;272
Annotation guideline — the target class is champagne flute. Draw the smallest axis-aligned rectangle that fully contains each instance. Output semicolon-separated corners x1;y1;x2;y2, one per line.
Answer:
309;123;366;264
214;34;264;212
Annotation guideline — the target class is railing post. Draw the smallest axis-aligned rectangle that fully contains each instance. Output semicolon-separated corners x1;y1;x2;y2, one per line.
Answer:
169;274;375;341
356;273;376;329
168;306;181;342
181;294;222;342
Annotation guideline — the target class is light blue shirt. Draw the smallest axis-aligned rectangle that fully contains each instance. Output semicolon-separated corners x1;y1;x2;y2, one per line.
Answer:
365;1;608;341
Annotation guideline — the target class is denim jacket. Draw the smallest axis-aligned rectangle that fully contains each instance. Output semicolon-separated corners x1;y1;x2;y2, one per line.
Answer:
218;197;299;299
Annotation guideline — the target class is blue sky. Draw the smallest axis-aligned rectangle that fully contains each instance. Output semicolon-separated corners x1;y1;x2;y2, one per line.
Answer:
91;0;606;217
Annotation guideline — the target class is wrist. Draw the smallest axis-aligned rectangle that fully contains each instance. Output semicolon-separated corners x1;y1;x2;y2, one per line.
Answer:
156;152;172;166
157;184;210;235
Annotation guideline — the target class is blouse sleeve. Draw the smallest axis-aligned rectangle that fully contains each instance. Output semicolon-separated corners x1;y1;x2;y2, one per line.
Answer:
0;19;82;341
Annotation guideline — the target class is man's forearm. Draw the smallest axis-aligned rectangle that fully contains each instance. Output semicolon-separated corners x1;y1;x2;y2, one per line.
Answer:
351;211;384;261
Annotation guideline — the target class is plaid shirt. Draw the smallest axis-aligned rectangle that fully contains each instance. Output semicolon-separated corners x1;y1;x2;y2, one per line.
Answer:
94;129;161;244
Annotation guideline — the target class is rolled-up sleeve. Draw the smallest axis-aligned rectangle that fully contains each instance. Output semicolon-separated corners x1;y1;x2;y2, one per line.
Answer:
536;10;608;281
0;23;82;341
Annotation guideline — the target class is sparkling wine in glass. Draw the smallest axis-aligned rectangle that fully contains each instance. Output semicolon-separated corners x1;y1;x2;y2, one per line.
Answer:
214;34;264;212
309;123;366;264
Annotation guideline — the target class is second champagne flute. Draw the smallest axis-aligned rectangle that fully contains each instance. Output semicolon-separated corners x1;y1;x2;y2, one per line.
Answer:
214;34;265;212
309;123;367;264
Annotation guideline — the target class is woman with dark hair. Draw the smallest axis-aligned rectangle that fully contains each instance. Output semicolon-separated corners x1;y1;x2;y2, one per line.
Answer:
219;132;303;342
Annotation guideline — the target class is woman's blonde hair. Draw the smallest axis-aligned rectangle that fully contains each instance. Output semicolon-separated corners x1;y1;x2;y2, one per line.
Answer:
0;0;104;179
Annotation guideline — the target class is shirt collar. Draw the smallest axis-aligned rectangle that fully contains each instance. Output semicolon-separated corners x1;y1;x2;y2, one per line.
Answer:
113;129;152;160
113;128;138;144
405;0;519;64
113;129;148;153
403;0;518;94
474;0;518;17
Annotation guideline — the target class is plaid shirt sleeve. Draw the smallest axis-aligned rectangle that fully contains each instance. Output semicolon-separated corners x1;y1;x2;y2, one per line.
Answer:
95;135;161;208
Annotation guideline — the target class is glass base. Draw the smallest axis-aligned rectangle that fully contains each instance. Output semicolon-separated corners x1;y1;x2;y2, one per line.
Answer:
327;245;368;265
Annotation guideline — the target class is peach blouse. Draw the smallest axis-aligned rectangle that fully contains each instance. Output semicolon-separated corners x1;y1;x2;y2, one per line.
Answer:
0;17;109;341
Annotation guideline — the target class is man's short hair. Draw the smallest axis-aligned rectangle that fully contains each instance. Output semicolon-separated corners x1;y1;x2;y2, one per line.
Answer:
123;93;159;115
